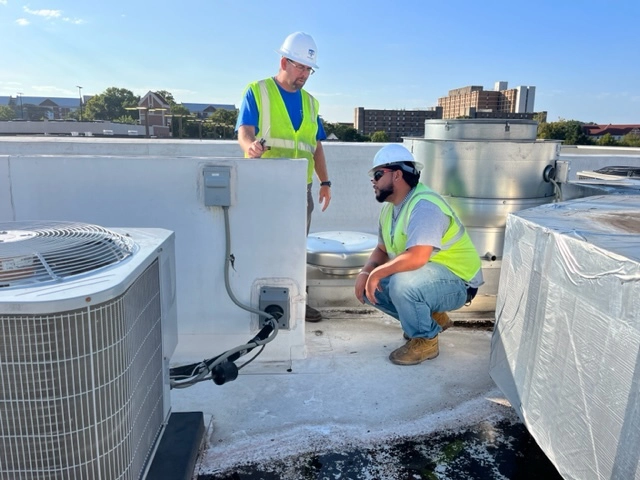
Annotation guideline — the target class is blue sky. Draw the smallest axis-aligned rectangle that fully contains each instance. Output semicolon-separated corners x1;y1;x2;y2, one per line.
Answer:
1;0;638;124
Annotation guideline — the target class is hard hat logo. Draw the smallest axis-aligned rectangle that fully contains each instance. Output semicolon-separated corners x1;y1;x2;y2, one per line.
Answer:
307;49;316;61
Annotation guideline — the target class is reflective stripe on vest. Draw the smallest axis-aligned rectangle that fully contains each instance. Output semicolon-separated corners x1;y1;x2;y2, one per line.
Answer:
249;78;319;183
380;183;481;282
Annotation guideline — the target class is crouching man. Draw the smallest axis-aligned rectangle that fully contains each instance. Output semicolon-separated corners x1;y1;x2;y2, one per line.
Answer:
355;144;483;365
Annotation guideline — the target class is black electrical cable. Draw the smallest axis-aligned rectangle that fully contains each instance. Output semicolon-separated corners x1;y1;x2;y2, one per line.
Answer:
169;205;281;389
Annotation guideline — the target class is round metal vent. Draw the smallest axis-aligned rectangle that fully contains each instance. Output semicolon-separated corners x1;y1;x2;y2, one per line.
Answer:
0;221;135;288
307;231;377;275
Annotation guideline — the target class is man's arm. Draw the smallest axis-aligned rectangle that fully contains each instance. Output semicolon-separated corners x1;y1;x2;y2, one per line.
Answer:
238;125;266;158
314;141;331;211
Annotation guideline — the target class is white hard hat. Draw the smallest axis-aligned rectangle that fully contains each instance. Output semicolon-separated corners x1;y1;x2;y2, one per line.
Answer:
369;144;424;176
276;31;319;69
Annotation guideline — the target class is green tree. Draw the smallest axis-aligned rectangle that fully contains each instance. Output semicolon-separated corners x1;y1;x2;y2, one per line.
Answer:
172;104;191;116
64;109;80;121
341;126;368;142
83;87;139;121
23;104;49;121
155;90;190;116
0;105;15;120
323;121;368;142
155;90;176;105
597;133;618;146
113;115;137;124
370;130;389;142
153;90;196;136
205;108;238;139
621;132;640;147
537;119;593;145
532;112;547;124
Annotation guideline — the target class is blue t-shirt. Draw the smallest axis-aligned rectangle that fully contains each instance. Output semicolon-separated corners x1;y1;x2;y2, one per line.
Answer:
235;80;326;140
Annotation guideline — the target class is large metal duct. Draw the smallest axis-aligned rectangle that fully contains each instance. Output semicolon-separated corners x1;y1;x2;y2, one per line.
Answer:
406;119;562;260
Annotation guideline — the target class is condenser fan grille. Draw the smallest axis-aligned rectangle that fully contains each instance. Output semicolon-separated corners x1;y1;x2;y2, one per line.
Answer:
0;221;135;288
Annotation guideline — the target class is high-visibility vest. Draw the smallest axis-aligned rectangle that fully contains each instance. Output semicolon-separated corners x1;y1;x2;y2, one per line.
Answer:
248;78;319;183
380;183;481;282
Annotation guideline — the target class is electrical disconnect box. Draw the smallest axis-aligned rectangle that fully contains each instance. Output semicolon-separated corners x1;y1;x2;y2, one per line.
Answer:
259;287;290;330
555;160;570;184
203;166;231;206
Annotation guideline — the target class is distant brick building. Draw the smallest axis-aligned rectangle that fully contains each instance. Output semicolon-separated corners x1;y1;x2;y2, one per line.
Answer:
582;124;640;141
438;82;536;119
354;107;443;142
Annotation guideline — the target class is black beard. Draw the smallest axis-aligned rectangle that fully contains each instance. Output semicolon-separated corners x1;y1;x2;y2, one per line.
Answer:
375;185;393;203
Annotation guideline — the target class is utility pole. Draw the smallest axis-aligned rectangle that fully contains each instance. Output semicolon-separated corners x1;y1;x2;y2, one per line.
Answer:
76;86;83;121
17;92;24;119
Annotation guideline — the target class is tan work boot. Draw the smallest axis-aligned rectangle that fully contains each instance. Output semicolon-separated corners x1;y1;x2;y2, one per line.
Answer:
432;312;453;331
403;312;453;340
389;337;439;365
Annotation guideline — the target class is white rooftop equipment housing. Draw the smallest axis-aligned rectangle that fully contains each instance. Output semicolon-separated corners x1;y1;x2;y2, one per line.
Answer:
0;221;177;480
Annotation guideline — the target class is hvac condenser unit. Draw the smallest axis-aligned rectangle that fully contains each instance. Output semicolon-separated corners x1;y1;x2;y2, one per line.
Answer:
0;221;178;480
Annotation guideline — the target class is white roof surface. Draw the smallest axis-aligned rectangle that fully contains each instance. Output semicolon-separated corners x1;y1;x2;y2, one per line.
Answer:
170;309;513;475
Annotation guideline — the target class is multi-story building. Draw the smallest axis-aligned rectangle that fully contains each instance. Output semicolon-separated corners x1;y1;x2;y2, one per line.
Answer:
354;107;443;142
438;82;536;119
354;81;537;141
0;95;84;121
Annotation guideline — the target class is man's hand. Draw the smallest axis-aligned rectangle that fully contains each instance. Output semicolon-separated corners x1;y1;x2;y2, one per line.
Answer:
238;125;267;158
364;269;383;305
318;184;331;212
354;246;388;304
246;139;266;158
354;272;368;304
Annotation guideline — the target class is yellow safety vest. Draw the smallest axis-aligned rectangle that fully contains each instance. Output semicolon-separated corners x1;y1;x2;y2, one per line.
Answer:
248;78;319;184
380;183;481;282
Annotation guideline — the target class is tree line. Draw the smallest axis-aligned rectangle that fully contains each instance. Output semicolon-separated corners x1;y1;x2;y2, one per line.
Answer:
1;88;638;146
534;117;640;147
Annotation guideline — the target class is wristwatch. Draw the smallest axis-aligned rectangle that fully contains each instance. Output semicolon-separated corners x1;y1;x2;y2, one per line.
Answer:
320;181;332;187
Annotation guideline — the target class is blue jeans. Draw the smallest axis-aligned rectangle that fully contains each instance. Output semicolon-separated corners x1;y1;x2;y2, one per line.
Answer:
364;262;468;339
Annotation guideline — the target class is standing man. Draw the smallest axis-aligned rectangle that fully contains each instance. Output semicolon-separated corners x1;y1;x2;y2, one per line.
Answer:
355;144;483;365
236;31;331;323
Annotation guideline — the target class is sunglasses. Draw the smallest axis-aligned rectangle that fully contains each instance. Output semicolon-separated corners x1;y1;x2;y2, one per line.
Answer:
372;168;395;182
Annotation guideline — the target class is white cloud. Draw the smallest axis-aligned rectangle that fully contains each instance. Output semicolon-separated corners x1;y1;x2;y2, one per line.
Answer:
0;0;7;5
63;17;84;24
23;6;62;18
16;18;30;26
20;6;84;24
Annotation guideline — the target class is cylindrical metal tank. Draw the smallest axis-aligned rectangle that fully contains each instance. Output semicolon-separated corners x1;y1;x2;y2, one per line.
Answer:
406;119;562;259
408;139;560;199
423;118;539;141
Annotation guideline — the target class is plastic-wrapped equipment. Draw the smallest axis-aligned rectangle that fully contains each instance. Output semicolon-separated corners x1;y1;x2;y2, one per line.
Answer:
490;194;640;480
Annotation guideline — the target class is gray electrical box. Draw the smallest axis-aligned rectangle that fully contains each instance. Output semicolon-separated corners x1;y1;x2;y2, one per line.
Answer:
259;286;290;330
555;160;570;184
203;166;231;206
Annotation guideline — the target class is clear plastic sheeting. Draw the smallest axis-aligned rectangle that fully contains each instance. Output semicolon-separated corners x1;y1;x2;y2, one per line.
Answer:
489;194;640;480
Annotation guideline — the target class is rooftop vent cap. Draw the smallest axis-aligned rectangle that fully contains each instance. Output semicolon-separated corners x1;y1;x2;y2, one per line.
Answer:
307;231;377;275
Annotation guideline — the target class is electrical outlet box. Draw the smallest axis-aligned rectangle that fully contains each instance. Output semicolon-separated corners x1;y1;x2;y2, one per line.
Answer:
203;166;231;206
555;160;570;184
259;286;290;330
